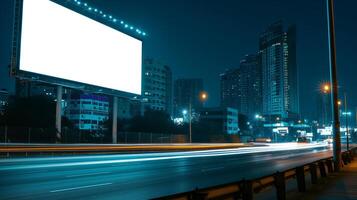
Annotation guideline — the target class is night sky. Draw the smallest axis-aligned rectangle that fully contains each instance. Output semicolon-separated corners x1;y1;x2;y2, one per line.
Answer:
0;0;356;120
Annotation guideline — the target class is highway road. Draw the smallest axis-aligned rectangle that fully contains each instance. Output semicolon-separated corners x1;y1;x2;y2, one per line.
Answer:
0;143;331;200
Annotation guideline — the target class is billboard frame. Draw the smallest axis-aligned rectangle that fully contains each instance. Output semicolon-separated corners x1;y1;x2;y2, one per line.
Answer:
11;0;144;99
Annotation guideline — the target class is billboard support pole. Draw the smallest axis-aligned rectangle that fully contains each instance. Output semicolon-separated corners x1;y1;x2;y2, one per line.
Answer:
56;85;62;143
326;0;341;171
112;96;118;144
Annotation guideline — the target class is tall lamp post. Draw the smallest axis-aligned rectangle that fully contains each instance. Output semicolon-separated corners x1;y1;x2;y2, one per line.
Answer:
326;0;341;171
187;91;208;143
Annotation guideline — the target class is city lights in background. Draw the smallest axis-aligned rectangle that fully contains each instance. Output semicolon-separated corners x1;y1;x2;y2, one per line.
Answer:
72;0;147;37
342;111;352;116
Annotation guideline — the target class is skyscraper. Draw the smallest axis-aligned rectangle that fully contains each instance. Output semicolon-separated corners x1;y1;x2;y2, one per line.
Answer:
220;54;262;119
220;68;240;110
142;58;172;115
259;21;299;119
316;92;332;126
239;54;262;118
174;79;204;117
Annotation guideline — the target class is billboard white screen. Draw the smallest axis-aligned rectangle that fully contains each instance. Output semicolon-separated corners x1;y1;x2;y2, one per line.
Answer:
20;0;142;95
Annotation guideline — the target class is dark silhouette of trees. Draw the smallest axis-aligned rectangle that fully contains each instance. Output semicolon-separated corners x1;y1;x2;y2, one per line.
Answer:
127;109;174;133
3;95;57;142
238;114;249;132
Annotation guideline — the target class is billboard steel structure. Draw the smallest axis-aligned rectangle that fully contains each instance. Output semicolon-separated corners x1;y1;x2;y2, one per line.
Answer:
11;0;145;143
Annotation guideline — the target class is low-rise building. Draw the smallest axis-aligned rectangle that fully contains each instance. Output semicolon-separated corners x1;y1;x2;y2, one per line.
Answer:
199;107;239;135
64;93;109;131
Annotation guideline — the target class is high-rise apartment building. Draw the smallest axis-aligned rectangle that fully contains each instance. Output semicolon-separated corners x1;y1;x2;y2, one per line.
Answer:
316;92;332;126
174;79;204;117
259;21;299;119
220;68;240;110
220;54;262;119
239;54;262;117
142;59;172;115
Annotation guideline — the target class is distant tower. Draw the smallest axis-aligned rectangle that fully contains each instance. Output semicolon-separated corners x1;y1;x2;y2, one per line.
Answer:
142;59;172;115
220;68;240;110
220;54;262;119
316;92;332;126
239;54;262;118
259;21;299;119
173;79;204;117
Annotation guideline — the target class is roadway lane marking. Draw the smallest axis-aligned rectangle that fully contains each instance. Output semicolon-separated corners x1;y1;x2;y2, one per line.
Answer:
50;182;112;193
66;171;111;178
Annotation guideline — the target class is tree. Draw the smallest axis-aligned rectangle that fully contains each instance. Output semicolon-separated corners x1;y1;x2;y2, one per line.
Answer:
238;114;249;132
4;95;57;142
128;109;174;133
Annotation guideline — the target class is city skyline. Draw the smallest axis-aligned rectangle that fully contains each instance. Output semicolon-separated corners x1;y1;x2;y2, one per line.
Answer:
1;0;357;121
0;1;356;199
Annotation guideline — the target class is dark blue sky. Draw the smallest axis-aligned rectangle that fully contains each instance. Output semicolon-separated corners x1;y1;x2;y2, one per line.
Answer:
1;0;356;120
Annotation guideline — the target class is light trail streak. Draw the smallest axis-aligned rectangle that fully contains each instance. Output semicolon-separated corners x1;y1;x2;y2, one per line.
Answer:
0;143;328;171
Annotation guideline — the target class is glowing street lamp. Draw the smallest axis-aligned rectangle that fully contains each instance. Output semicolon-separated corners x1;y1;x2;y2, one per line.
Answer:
187;91;208;143
320;82;331;94
199;91;208;104
337;100;342;106
182;109;188;115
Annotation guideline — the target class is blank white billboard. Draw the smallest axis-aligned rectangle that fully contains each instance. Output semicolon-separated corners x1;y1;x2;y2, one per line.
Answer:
20;0;142;95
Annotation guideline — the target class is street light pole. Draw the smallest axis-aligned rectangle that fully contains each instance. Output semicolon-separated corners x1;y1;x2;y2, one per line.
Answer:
188;91;207;143
189;101;192;143
326;0;341;171
344;92;349;151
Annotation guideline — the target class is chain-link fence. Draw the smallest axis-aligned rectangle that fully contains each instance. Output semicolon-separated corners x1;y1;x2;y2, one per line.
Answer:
0;126;189;144
117;132;187;143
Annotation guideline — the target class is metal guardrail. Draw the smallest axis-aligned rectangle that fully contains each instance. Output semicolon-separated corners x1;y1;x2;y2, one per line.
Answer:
153;148;356;200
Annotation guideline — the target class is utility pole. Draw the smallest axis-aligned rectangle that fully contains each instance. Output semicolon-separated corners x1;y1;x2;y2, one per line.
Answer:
344;93;349;151
326;0;341;171
189;100;192;143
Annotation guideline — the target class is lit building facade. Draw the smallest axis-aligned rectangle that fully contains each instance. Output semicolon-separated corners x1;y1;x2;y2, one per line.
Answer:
220;68;240;111
142;58;172;115
199;107;239;135
259;21;299;119
315;92;332;126
220;54;262;119
64;93;109;131
239;54;262;118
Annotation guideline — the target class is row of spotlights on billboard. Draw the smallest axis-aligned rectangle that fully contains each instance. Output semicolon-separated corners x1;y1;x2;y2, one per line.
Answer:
73;0;146;36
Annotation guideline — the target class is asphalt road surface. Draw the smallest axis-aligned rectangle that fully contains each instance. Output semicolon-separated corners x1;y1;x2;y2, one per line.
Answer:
0;143;331;200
